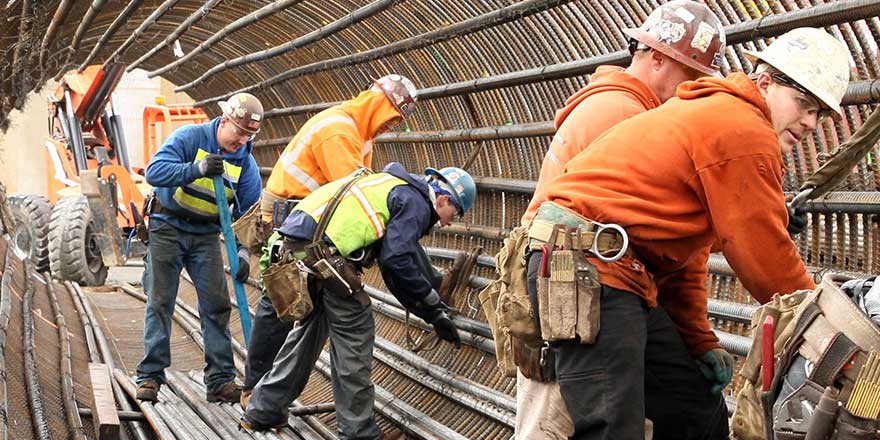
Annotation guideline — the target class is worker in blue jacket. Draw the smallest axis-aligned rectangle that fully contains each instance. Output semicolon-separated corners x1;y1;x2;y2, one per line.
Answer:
135;93;263;403
240;162;477;437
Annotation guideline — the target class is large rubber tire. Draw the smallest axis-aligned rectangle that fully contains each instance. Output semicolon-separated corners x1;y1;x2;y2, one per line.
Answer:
49;196;108;286
8;194;52;272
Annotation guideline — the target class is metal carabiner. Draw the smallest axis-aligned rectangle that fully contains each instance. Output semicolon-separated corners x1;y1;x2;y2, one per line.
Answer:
590;221;629;263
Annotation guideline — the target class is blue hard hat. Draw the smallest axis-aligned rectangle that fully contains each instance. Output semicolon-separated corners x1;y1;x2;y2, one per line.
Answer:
425;166;476;215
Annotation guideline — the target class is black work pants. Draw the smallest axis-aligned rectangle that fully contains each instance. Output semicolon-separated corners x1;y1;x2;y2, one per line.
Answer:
243;296;295;390
526;252;729;440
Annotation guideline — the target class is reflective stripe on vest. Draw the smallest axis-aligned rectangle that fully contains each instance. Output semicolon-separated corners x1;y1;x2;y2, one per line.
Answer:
172;148;241;218
295;173;406;256
279;114;369;192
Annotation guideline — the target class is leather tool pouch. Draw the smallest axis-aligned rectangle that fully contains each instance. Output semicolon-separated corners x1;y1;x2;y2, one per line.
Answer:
137;194;155;244
232;200;272;253
263;252;312;322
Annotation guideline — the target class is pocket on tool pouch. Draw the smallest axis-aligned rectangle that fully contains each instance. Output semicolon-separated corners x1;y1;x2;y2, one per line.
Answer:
262;258;312;322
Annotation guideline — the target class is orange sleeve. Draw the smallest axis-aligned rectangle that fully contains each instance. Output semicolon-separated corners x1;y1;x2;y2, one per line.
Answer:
693;154;815;304
522;92;649;225
312;134;368;181
656;247;720;355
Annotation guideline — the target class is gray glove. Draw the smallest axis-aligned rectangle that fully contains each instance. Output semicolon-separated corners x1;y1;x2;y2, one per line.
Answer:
431;312;461;349
198;154;224;177
234;248;251;282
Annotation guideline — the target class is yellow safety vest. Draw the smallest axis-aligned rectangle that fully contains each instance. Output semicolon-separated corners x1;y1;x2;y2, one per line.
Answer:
172;148;241;218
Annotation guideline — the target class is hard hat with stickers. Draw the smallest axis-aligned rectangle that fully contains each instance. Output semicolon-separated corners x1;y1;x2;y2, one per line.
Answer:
622;0;727;77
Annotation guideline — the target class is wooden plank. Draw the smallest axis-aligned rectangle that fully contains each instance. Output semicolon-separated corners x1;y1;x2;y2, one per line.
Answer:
89;363;120;440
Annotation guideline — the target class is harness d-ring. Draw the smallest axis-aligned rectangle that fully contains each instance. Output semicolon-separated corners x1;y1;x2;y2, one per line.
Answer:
591;222;629;263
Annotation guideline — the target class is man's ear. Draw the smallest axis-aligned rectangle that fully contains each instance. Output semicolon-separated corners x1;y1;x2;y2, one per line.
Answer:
650;49;665;71
754;71;772;95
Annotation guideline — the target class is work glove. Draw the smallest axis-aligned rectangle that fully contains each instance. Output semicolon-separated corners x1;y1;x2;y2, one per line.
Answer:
696;348;734;394
431;312;461;349
234;248;251;282
787;204;808;236
198;154;225;177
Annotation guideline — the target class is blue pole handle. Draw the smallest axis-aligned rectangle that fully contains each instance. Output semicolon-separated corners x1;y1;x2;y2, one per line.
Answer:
212;176;252;345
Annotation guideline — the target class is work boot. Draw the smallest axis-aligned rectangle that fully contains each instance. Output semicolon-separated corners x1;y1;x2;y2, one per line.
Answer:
240;388;252;410
239;414;287;432
206;381;242;403
136;380;160;402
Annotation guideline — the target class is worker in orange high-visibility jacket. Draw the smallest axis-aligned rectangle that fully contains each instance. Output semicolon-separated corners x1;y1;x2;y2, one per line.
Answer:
242;75;421;408
533;27;848;439
262;74;417;218
514;2;726;438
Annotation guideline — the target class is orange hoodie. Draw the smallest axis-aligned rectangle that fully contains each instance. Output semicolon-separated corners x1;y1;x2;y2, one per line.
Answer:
265;89;401;200
543;72;815;354
521;66;660;224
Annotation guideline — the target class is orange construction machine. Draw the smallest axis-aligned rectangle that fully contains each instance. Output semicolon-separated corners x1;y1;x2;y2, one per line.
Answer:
8;63;206;285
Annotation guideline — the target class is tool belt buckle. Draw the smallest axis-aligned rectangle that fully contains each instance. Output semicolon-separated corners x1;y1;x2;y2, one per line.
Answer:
589;221;629;263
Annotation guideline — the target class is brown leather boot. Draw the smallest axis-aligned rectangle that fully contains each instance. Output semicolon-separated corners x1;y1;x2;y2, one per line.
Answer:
136;380;160;402
206;381;242;403
240;388;252;410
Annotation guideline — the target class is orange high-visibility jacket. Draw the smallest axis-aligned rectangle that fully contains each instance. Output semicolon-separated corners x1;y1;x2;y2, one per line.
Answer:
265;89;401;200
521;66;660;224
543;73;815;354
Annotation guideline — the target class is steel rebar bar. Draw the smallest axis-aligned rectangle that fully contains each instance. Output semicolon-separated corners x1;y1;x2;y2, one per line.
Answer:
78;0;145;71
102;0;181;69
0;246;14;440
148;0;306;78
176;0;401;92
22;261;51;440
43;275;86;440
39;0;75;67
193;0;577;107
127;0;224;72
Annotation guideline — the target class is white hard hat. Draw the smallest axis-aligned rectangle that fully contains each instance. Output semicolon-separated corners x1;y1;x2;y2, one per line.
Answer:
745;28;850;116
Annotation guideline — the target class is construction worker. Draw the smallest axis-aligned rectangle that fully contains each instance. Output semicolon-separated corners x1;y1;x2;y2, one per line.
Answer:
135;93;264;403
513;2;726;438
242;74;420;406
528;27;849;439
240;162;477;437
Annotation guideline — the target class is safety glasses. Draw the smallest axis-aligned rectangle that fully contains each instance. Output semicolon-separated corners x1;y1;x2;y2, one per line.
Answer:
770;73;833;123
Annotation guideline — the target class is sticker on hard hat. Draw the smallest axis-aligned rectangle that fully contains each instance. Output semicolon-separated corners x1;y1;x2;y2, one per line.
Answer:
712;52;723;69
690;22;716;53
251;113;261;121
239;95;248;103
656;20;686;45
447;171;461;181
673;7;695;23
235;107;246;118
455;185;464;193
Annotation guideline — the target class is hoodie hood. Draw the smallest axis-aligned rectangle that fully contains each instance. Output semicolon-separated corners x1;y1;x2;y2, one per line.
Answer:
554;65;660;129
676;72;772;121
382;162;440;227
339;89;402;140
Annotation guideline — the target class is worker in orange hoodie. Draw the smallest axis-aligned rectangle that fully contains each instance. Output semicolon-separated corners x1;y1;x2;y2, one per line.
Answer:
242;75;418;407
513;2;726;438
529;28;849;439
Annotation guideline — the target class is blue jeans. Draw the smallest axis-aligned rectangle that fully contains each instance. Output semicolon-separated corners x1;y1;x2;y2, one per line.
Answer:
136;219;236;394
